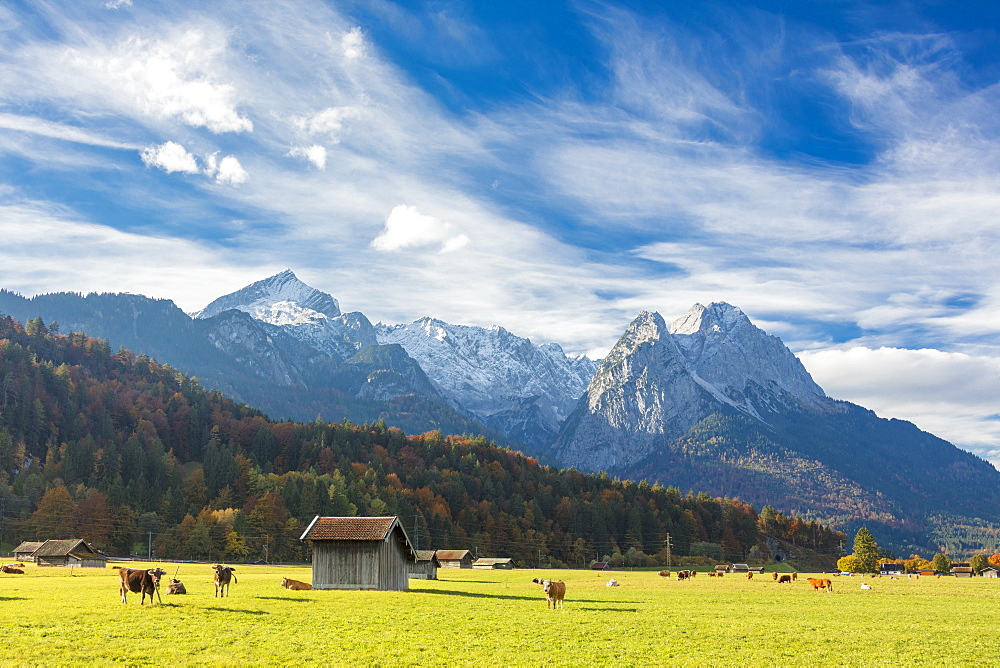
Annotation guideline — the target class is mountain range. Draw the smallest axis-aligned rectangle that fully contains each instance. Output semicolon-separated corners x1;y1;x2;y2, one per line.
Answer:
3;270;998;554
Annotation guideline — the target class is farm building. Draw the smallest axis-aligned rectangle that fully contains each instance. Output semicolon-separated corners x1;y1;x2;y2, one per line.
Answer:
409;550;441;580
300;516;417;591
714;565;730;574
731;564;749;573
12;541;44;562
748;566;766;575
436;549;475;569
591;562;609;570
951;565;974;578
472;558;514;570
981;567;999;579
31;539;106;567
880;563;905;575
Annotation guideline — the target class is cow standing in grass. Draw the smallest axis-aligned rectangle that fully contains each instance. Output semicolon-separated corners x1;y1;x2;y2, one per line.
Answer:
807;577;833;592
531;578;566;609
213;565;237;597
116;567;166;605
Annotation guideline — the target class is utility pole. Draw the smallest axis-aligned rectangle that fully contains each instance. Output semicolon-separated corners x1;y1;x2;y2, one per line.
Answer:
665;533;672;569
148;532;153;560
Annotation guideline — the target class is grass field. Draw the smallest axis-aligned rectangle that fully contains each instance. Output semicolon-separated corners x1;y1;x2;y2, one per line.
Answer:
1;562;999;666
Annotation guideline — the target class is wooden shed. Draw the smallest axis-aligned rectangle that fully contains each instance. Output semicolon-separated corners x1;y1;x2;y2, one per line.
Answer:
591;562;609;570
12;541;44;562
436;549;475;569
714;564;731;574
981;567;999;579
410;550;441;580
32;539;106;567
300;516;416;591
732;563;750;573
951;565;974;578
472;557;514;570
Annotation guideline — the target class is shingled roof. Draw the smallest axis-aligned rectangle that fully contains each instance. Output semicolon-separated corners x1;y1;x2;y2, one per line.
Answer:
31;539;99;558
13;541;44;554
300;517;399;541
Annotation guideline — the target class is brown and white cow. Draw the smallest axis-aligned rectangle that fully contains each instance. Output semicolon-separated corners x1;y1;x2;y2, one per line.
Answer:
807;577;833;592
281;577;312;591
165;578;187;595
531;578;566;609
213;564;237;597
116;567;166;604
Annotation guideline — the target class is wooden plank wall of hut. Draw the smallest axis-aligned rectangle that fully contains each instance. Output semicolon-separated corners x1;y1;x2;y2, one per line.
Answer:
377;533;409;591
312;540;380;589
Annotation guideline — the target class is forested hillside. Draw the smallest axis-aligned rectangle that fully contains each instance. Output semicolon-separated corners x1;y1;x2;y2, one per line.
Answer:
0;314;844;565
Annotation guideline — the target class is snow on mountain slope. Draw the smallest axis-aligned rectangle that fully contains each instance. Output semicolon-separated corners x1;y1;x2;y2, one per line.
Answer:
376;317;598;446
193;270;376;361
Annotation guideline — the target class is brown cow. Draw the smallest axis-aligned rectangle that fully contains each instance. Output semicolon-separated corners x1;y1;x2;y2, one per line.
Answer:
531;578;566;609
165;579;186;595
807;577;834;592
746;572;753;580
1;565;24;574
281;577;312;590
658;570;671;578
115;567;166;604
791;572;798;581
772;572;778;581
213;564;237;597
778;575;792;583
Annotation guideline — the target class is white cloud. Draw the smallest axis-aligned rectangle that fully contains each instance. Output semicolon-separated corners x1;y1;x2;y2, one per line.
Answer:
141;141;200;174
0;113;140;150
288;145;327;169
800;347;1000;466
371;205;467;252
105;0;132;9
293;106;356;140
342;27;366;60
205;153;248;185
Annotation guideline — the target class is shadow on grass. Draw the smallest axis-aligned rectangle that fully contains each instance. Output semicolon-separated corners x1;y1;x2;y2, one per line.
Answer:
420;589;610;604
578;607;637;612
0;596;26;601
203;606;268;615
256;596;313;603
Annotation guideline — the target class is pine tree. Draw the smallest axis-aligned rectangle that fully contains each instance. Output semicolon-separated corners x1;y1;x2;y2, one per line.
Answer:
853;527;879;573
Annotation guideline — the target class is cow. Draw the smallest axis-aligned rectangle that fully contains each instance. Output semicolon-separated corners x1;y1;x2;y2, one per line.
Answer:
860;583;873;590
115;567;166;605
807;577;834;592
791;572;798;581
778;575;792;584
281;577;312;590
772;572;778;581
606;578;619;587
1;565;24;574
213;565;237;597
658;570;671;578
531;578;566;609
746;572;753;580
676;569;692;580
165;579;187;595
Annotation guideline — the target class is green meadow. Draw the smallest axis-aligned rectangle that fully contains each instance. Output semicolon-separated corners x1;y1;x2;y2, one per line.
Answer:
1;563;998;666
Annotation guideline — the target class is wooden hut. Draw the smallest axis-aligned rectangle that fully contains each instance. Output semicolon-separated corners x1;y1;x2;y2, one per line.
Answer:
300;516;416;591
714;564;731;574
472;557;514;570
12;541;44;562
409;550;441;580
32;539;106;567
591;562;609;570
732;563;750;573
981;567;999;579
951;564;974;578
436;549;475;569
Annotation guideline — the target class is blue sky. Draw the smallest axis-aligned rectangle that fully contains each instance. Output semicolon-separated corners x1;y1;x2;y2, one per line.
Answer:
1;0;998;464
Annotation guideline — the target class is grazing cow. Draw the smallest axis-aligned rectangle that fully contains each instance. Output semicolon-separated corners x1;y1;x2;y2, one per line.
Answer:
772;572;778;581
115;567;166;605
165;579;186;595
746;572;753;580
281;577;312;591
213;565;237;597
675;569;692;580
606;578;619;587
658;570;671;578
778;575;792;584
807;577;834;592
791;572;798;581
531;578;566;609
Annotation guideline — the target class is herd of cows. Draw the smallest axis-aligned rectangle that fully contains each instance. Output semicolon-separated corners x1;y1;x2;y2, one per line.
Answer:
115;564;239;604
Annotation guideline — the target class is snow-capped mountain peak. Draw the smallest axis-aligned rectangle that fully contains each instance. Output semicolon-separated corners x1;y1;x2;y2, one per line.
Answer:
194;269;341;322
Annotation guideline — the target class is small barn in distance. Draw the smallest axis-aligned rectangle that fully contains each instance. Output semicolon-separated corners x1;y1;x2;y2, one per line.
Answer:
410;550;441;580
300;516;416;591
472;557;513;570
13;541;44;562
31;539;106;567
436;550;474;569
981;567;999;579
591;562;610;571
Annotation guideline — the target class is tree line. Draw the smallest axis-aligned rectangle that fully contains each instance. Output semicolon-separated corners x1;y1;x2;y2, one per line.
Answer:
0;314;845;565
